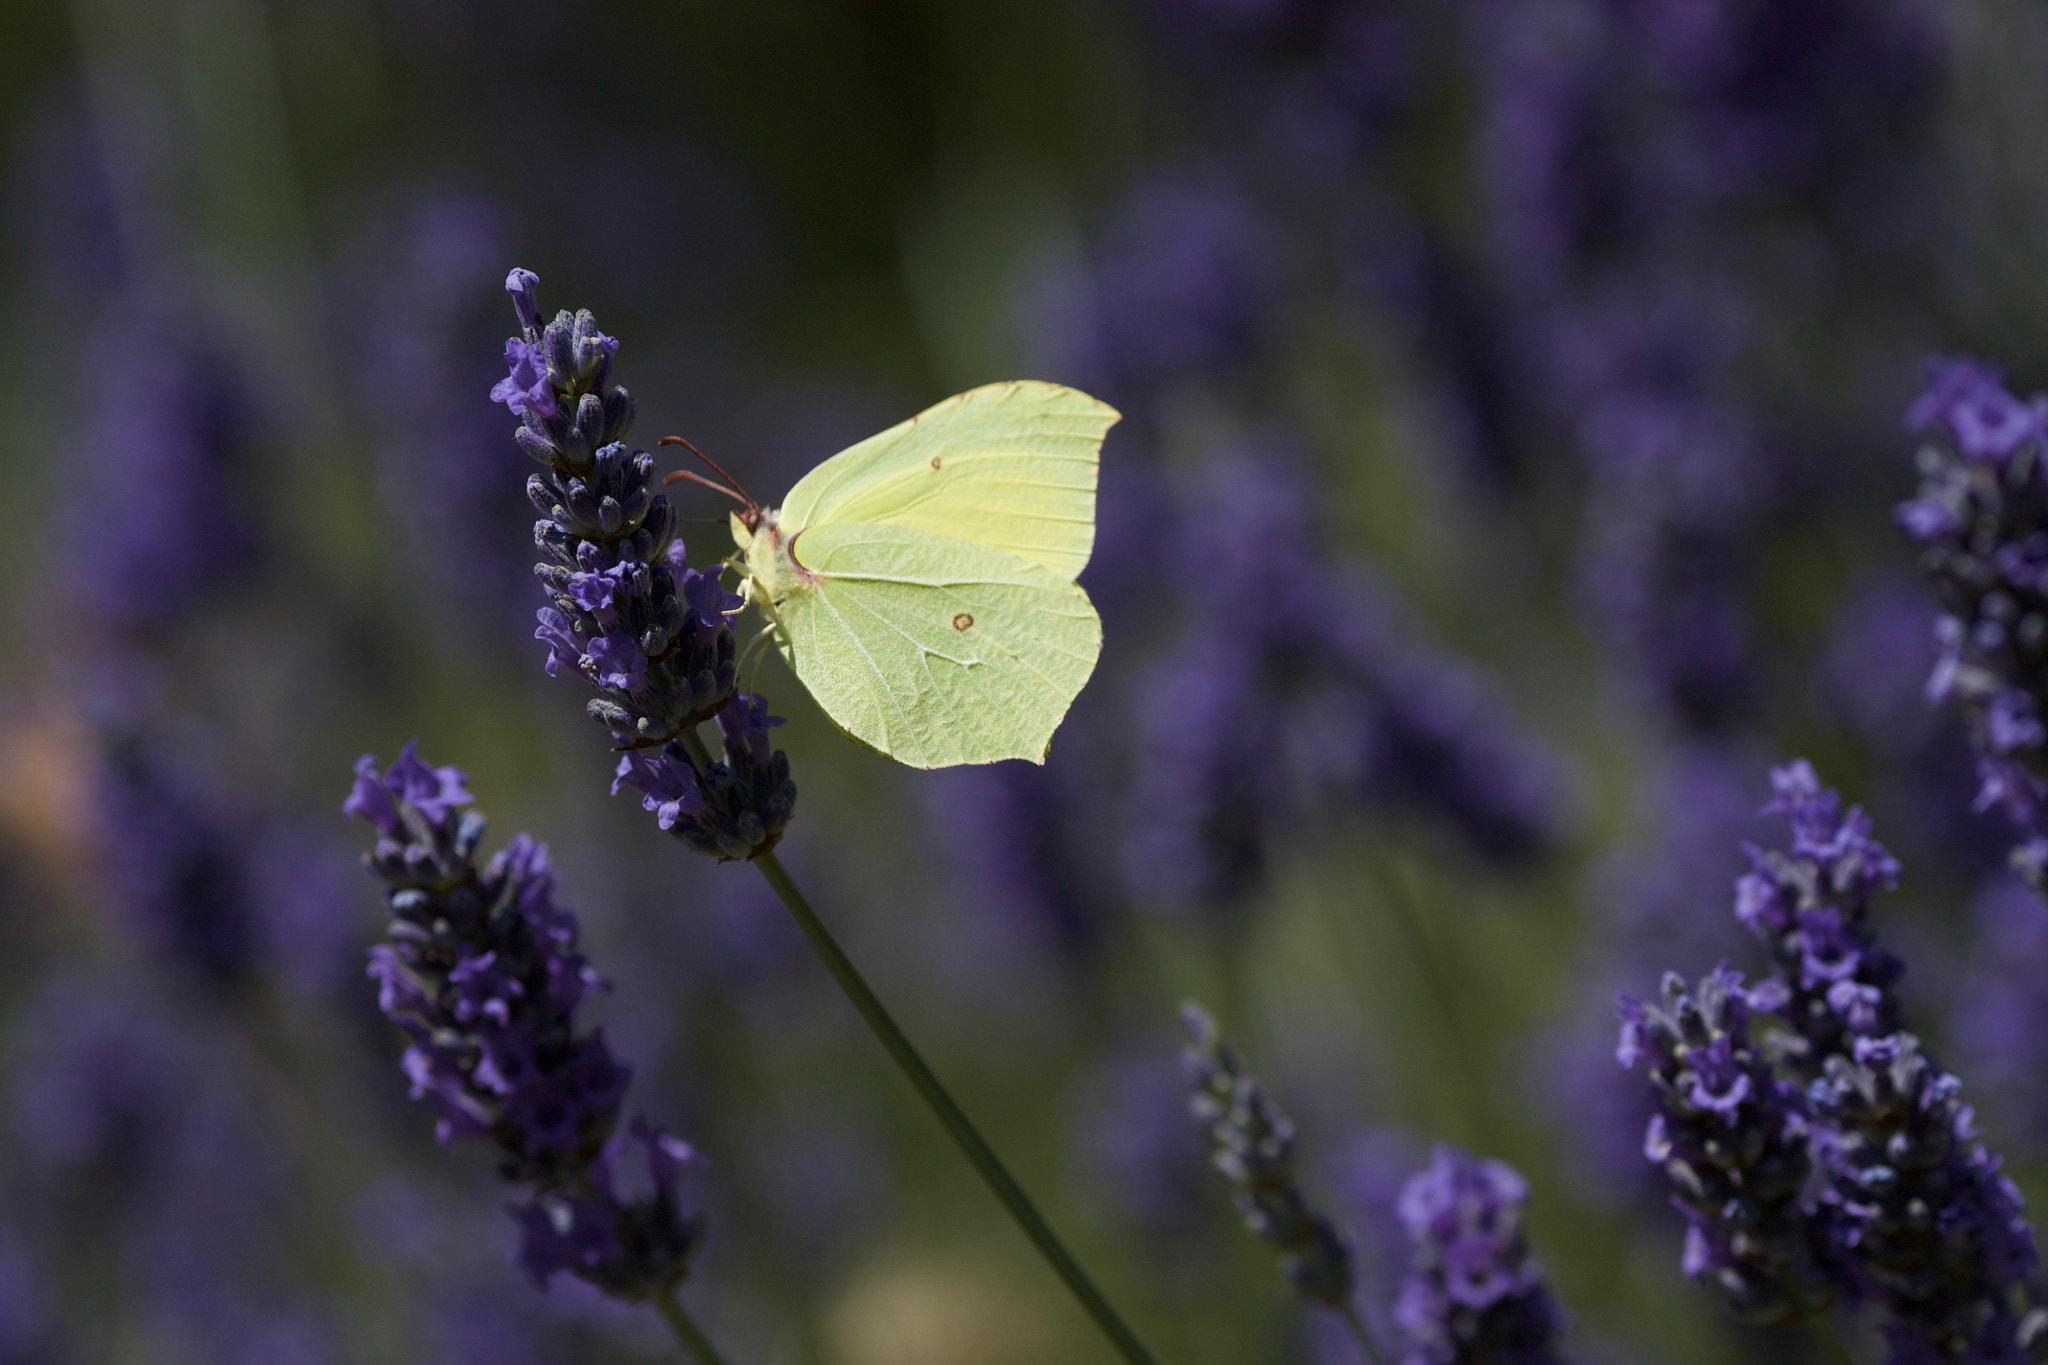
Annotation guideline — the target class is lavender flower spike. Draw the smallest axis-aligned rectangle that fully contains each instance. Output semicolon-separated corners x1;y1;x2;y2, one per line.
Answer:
1811;1033;2045;1362
1732;760;1905;1081
493;270;743;752
1181;1002;1354;1307
1617;966;1845;1324
1394;1146;1569;1365
1897;358;2048;888
346;745;705;1304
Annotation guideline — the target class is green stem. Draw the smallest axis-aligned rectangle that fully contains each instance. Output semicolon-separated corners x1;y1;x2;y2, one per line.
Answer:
678;721;1156;1362
749;847;1161;1364
1339;1301;1393;1365
655;1287;736;1365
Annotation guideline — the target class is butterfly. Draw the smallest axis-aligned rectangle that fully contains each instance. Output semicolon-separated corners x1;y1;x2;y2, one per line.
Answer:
666;382;1117;769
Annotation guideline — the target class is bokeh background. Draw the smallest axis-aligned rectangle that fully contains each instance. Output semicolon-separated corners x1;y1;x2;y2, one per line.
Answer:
4;0;2048;1361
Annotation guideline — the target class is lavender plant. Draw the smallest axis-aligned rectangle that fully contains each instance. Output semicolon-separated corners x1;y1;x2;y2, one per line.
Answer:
344;742;728;1364
1182;1002;1386;1364
1392;1146;1567;1365
492;271;1160;1365
1622;760;2046;1363
1898;358;2048;890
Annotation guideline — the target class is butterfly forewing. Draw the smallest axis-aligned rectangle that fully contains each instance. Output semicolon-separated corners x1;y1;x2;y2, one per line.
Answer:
775;381;1116;581
773;521;1102;767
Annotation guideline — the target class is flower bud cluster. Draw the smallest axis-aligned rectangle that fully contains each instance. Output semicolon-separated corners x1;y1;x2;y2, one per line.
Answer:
1393;1146;1567;1365
492;268;740;750
1897;357;2048;888
1732;760;1905;1082
1624;759;2048;1356
1181;1002;1354;1306
612;694;797;861
346;742;702;1300
1812;1034;2044;1363
1617;966;1843;1322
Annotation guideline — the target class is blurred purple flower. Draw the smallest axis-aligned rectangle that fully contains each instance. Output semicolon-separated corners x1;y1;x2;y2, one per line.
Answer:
93;741;254;986
1617;966;1843;1323
1732;760;1904;1081
67;320;259;632
1898;355;2048;892
1126;454;1571;912
1394;1145;1568;1365
1020;173;1275;405
1812;1033;2038;1360
348;192;544;647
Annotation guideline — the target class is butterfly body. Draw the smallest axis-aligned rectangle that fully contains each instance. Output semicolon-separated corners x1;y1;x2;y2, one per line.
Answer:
726;381;1117;769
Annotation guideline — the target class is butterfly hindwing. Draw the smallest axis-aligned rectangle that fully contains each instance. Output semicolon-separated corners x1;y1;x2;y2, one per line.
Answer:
771;521;1102;768
775;381;1116;581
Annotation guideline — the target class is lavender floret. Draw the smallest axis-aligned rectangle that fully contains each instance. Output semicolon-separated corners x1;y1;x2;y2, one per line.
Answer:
1733;761;1905;1081
1617;966;1844;1323
612;694;796;862
346;744;703;1300
1393;1146;1568;1365
1811;1033;2041;1362
1181;1002;1353;1307
1898;357;2048;888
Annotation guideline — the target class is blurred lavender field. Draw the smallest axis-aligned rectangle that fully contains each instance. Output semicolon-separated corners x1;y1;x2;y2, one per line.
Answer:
8;0;2048;1361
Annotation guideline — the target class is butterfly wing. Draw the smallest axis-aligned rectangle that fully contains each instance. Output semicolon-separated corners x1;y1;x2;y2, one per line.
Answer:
771;520;1102;767
774;381;1116;580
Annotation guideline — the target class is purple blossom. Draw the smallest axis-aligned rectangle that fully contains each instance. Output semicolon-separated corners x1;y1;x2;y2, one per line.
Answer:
1393;1146;1567;1365
511;1116;704;1301
1897;356;2048;890
498;274;758;758
1617;966;1843;1323
610;695;795;861
345;746;704;1304
1812;1032;2039;1360
1732;760;1905;1079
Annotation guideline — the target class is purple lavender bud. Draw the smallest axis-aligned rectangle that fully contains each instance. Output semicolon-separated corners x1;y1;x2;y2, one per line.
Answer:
1181;1002;1354;1307
1392;1146;1567;1365
1898;358;2048;890
1733;760;1905;1080
610;695;796;861
504;268;541;339
510;1115;705;1301
1812;1032;2039;1360
1617;966;1845;1323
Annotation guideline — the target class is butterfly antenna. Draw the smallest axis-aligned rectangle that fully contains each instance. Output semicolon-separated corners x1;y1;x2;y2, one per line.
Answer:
659;435;757;512
663;467;750;505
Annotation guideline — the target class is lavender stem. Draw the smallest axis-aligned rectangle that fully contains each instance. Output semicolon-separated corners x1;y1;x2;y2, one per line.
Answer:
676;734;1159;1365
655;1290;735;1365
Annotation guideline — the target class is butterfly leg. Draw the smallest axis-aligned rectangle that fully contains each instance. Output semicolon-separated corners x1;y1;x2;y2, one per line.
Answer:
736;621;782;693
